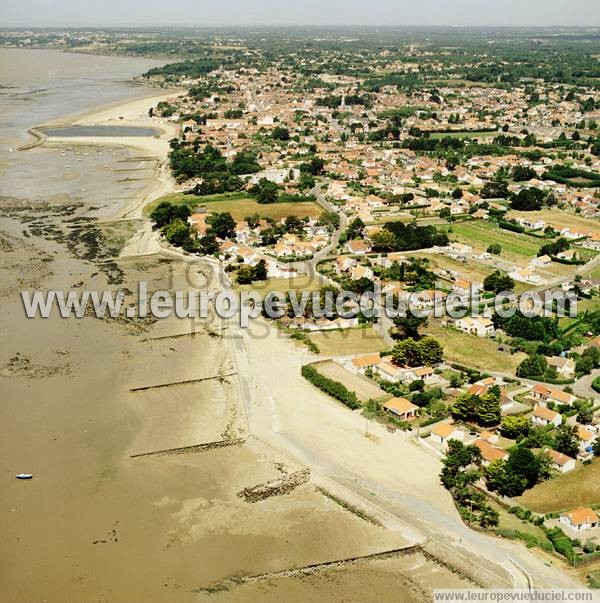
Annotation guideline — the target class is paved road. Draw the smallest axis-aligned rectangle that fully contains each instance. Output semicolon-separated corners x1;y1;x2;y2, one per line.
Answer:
572;368;600;399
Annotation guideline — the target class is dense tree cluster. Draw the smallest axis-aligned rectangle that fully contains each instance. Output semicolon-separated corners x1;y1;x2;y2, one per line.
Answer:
450;386;502;427
440;441;498;528
391;337;443;367
493;313;559;342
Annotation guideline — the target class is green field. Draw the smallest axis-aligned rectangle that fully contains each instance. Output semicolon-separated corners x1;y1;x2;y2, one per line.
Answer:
518;459;600;513
146;191;323;221
490;501;553;548
236;275;322;294
430;130;498;140
447;222;544;260
506;209;600;234
308;327;388;356
426;322;527;374
589;570;600;589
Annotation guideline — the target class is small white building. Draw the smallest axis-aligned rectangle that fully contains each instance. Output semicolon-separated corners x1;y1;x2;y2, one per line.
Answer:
532;405;563;428
547;449;576;474
455;316;495;337
430;423;465;450
560;508;600;532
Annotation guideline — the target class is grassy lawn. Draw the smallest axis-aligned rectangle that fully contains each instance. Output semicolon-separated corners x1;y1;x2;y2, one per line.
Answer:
308;326;388;356
447;222;543;260
430;130;498;140
146;191;323;221
236;275;322;294
426;322;527;374
411;251;494;284
558;297;598;330
588;569;600;589
506;209;600;234
490;501;553;547
517;459;600;514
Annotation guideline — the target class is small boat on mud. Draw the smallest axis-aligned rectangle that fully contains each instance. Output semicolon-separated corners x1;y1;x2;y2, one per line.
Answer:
16;474;33;480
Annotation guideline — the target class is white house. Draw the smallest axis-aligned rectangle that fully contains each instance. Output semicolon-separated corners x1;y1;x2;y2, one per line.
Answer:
348;353;381;375
455;316;495;337
532;405;563;428
546;356;576;378
560;508;600;532
430;423;464;450
382;397;419;421
372;360;417;384
530;254;552;267
547;449;576;474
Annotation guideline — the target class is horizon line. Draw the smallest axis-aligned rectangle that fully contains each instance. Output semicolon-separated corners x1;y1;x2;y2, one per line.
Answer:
3;23;600;30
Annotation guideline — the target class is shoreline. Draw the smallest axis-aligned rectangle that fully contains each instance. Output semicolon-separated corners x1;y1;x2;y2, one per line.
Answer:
23;87;184;221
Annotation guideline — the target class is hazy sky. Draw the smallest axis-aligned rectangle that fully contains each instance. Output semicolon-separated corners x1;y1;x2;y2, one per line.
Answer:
2;0;599;27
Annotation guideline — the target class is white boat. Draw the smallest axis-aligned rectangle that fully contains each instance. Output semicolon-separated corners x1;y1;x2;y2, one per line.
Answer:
16;474;33;480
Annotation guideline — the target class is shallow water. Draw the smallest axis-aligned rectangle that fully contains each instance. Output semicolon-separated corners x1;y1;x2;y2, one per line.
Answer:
40;125;162;138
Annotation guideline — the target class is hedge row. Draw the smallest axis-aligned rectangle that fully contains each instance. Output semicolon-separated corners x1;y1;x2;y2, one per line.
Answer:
301;364;361;409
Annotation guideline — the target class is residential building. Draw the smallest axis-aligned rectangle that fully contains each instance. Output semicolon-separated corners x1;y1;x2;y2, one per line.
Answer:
430;423;465;450
547;449;576;474
560;508;600;532
382;397;419;421
455;316;495;337
532;405;562;428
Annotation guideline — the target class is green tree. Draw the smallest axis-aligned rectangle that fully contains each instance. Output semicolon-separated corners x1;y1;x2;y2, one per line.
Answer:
483;270;514;293
250;178;280;204
500;415;530;440
392;338;421;367
198;232;220;255
418;337;444;366
480;181;509;199
271;126;290;141
253;259;267;281
507;446;540;489
512;166;537;182
344;217;365;240
451;392;478;421
511;187;545;211
316;211;340;232
577;405;593;425
206;212;235;239
150;201;192;228
485;459;527;497
391;314;428;340
162;218;192;247
476;392;502;427
487;243;501;255
553;424;579;459
371;229;397;251
517;354;548;379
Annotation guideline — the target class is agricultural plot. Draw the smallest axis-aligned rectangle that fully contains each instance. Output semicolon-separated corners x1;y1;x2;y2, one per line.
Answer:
518;459;600;514
426;322;526;374
447;221;542;260
312;360;389;403
308;327;388;356
147;191;322;221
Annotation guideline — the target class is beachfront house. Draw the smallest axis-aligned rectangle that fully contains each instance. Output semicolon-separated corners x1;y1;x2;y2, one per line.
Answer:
382;397;419;422
560;508;600;532
430;423;464;450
